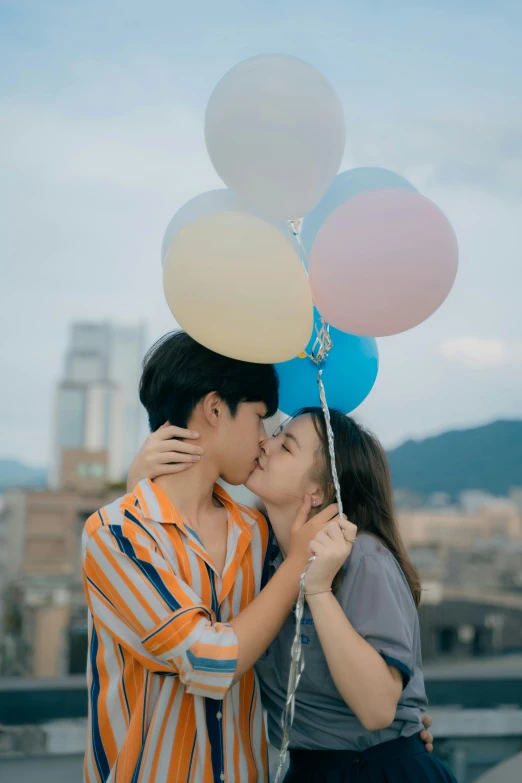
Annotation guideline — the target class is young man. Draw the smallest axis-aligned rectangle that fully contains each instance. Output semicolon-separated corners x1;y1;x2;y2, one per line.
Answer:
82;331;337;783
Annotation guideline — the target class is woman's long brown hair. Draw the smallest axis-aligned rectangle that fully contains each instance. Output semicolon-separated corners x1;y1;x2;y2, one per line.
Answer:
298;407;421;607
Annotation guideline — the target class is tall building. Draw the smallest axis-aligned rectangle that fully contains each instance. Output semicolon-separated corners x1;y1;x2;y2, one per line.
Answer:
50;321;146;488
109;323;148;472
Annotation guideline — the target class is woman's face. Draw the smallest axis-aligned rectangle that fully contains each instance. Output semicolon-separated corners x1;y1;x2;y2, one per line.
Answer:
245;414;324;507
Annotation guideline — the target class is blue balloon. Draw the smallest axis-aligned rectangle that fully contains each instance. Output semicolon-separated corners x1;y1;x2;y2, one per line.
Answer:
275;311;379;415
301;167;417;259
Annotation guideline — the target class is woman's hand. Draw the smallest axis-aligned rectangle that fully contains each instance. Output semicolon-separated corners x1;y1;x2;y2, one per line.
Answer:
305;517;358;594
127;423;203;491
286;496;340;568
421;714;434;753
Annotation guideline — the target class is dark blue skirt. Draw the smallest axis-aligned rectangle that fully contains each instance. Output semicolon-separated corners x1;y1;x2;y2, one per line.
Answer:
284;735;458;782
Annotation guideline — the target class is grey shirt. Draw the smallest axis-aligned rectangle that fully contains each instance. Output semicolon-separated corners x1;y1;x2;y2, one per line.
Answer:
255;532;428;751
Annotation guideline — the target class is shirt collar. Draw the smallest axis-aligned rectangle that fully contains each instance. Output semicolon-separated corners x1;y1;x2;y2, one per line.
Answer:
132;478;254;542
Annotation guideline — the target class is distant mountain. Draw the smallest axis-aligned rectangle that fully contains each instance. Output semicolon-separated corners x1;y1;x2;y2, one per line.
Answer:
387;420;522;498
0;460;47;490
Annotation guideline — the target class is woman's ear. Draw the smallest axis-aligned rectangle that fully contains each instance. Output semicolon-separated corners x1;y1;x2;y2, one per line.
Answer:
309;489;325;509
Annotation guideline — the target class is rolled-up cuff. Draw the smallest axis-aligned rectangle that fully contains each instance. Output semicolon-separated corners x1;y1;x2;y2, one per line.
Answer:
142;607;238;698
142;605;212;658
380;653;411;689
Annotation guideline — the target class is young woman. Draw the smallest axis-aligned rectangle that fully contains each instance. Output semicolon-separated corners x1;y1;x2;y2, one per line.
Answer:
129;409;455;782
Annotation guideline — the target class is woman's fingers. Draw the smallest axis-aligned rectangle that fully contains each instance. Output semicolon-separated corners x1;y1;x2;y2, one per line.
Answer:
152;462;195;476
313;503;339;526
323;517;356;541
156;438;203;455
420;729;434;753
421;714;433;730
157;451;201;464
324;519;346;546
157;424;201;441
314;530;332;548
308;539;326;556
338;518;358;542
292;499;338;533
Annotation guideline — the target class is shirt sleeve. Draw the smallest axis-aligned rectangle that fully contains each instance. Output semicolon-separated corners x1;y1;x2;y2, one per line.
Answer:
82;518;238;700
342;552;416;688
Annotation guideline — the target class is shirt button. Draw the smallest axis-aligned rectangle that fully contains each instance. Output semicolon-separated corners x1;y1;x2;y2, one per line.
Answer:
353;756;360;764
216;712;222;720
220;774;225;781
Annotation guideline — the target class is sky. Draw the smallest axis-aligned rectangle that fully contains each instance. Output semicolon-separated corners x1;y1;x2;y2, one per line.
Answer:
1;0;521;466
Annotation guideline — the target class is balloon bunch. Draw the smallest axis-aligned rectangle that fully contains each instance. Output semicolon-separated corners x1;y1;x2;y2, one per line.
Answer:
162;53;459;414
161;54;459;780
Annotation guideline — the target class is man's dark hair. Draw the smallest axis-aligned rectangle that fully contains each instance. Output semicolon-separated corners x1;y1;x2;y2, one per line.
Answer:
139;331;279;431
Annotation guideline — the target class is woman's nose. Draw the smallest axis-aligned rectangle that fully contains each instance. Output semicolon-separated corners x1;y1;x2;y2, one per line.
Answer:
262;436;277;455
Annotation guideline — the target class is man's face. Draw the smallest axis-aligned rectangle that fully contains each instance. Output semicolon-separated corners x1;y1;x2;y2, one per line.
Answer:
217;401;268;485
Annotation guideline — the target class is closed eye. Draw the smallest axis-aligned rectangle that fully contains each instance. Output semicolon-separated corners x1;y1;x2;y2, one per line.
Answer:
282;443;291;453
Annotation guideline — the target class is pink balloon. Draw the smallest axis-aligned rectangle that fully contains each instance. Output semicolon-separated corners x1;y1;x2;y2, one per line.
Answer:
309;188;459;337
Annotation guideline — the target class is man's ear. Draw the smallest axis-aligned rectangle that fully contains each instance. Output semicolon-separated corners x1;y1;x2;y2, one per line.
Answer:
201;391;224;428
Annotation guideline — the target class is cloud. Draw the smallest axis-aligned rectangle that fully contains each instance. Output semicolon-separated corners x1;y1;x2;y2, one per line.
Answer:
0;100;219;193
439;337;522;369
350;108;522;198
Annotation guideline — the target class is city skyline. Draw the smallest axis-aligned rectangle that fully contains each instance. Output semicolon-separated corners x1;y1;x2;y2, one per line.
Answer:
1;1;522;465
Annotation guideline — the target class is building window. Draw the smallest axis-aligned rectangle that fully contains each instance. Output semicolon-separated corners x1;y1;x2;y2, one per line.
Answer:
438;627;456;654
77;462;105;479
91;462;105;478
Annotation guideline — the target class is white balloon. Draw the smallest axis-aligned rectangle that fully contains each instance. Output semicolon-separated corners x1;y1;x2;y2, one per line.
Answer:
163;211;313;363
205;55;346;219
161;188;302;265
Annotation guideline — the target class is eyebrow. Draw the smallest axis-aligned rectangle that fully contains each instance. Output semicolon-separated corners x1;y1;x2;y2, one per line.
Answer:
284;432;301;450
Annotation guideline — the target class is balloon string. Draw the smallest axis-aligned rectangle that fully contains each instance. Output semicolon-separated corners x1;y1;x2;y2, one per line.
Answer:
317;369;344;515
273;556;314;783
290;218;311;273
274;323;341;783
300;317;333;366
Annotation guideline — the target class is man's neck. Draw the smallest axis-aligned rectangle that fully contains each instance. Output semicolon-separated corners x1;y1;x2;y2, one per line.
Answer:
154;460;221;527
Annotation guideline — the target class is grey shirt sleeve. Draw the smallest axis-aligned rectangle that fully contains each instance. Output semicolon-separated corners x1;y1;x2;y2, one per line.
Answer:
338;536;417;688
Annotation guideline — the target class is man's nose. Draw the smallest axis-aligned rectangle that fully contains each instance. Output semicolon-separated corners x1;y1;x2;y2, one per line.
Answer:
259;420;268;446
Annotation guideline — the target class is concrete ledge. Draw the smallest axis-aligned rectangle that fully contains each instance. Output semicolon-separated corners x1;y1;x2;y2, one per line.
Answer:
428;707;522;737
0;719;86;758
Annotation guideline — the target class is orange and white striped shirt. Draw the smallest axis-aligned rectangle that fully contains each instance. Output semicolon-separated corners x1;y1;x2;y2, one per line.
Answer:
82;478;270;783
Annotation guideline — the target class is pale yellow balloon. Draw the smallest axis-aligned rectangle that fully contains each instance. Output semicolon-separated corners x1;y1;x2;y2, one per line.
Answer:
163;211;313;363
